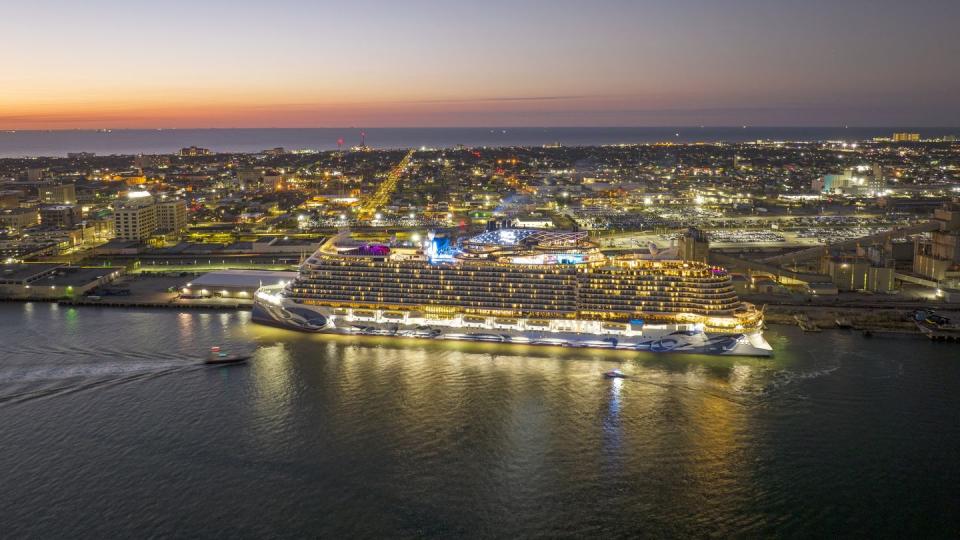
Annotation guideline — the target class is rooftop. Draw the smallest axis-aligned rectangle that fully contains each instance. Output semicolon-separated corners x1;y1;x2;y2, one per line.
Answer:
183;269;296;289
0;264;121;286
48;267;123;287
0;263;62;283
254;236;322;247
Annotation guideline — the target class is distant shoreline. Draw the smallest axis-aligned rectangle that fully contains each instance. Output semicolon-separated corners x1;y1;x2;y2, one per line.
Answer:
2;126;958;159
5;125;960;132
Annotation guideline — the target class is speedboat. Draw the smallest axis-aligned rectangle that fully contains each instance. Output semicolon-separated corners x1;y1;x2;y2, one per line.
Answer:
604;369;628;379
204;346;250;365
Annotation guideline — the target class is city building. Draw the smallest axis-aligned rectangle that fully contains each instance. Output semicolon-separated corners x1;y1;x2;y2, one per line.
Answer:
113;193;157;242
818;165;886;196
823;257;896;293
40;183;77;204
912;200;960;282
179;146;211;157
0;208;40;230
0;263;124;300
113;193;188;241
77;217;115;243
179;269;294;299
263;170;284;191
892;132;920;142
26;167;44;182
40;205;83;229
134;154;171;169
156;199;187;234
235;168;261;189
0;190;21;209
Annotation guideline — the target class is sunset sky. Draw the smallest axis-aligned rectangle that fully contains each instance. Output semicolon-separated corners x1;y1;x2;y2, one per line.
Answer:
2;0;958;129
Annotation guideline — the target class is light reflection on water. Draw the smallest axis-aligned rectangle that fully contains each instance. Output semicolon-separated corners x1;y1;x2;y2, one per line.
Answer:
1;303;959;537
602;376;623;459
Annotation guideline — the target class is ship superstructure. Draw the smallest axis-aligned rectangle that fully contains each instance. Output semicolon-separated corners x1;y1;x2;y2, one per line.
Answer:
253;229;772;356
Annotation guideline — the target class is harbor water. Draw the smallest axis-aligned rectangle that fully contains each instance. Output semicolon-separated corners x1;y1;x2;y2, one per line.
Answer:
1;303;958;537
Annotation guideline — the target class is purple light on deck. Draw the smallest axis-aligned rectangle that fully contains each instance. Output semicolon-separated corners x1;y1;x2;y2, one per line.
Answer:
358;244;390;256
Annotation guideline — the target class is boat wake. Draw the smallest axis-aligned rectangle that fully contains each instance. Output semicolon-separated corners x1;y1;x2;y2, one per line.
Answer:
768;365;842;387
0;363;202;405
0;358;197;383
0;344;211;405
5;343;195;362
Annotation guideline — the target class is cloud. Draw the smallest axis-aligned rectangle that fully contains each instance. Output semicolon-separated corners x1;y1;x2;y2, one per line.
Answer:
403;95;594;104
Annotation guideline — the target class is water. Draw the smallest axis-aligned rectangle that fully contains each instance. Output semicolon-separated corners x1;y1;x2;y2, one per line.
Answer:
1;303;958;537
2;127;959;158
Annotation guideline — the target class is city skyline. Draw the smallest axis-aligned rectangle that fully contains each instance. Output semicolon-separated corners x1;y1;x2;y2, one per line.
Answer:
3;0;960;129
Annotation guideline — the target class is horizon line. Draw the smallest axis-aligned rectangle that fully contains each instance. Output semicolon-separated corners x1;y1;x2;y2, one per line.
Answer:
3;125;960;132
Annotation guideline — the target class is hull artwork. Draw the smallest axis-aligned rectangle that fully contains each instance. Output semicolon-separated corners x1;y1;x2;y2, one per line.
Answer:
253;293;773;357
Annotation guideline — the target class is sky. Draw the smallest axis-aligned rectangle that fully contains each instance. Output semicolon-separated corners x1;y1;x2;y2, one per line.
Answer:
1;0;959;129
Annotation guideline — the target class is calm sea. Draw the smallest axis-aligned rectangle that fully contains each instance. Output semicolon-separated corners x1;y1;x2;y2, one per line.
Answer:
1;303;958;537
1;127;959;158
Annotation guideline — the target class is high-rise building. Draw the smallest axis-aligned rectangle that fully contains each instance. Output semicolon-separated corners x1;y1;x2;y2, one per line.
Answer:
113;193;187;241
40;183;77;205
892;132;920;142
113;193;157;242
156;199;187;234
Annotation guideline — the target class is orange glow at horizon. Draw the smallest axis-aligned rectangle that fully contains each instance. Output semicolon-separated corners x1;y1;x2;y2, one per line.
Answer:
0;94;691;129
2;1;958;128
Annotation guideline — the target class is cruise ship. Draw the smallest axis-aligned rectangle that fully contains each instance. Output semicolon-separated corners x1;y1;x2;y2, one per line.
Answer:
252;229;772;356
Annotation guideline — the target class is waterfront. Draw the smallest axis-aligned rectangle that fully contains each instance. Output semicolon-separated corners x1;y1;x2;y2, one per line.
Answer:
1;303;959;537
3;127;960;157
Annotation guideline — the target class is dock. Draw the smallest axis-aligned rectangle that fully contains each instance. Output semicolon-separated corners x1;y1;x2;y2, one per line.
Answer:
915;321;960;342
60;298;250;310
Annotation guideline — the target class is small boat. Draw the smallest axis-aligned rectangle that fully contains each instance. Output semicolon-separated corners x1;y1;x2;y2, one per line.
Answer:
604;369;628;379
204;346;251;365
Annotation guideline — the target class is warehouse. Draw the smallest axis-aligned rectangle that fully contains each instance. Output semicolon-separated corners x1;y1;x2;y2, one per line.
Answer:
179;269;295;299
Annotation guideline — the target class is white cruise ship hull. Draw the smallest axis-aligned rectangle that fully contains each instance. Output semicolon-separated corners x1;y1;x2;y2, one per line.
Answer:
252;292;773;357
